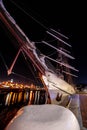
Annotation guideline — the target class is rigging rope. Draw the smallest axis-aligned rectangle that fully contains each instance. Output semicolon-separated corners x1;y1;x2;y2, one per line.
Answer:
8;0;70;46
9;0;49;30
21;51;42;85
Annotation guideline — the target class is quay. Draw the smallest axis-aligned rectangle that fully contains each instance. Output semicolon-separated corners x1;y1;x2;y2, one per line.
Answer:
0;81;87;130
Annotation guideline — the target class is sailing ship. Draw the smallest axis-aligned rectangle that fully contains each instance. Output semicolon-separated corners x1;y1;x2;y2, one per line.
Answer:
0;0;78;104
0;1;80;130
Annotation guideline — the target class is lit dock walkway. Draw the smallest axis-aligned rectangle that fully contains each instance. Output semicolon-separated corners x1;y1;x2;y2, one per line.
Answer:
68;94;87;130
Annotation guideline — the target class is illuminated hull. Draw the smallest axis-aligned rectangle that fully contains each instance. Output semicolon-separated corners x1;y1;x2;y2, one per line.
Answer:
42;71;75;104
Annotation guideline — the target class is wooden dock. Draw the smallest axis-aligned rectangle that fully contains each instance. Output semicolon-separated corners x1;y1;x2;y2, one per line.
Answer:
79;94;87;129
68;94;87;130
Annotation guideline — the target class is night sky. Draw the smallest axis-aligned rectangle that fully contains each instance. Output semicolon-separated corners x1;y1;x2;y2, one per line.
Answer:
0;0;87;84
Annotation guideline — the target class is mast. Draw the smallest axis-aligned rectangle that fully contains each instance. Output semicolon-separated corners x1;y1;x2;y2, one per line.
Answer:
44;28;78;84
51;29;76;84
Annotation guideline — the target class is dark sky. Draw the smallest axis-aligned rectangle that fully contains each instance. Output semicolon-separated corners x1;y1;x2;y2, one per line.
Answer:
1;0;87;84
